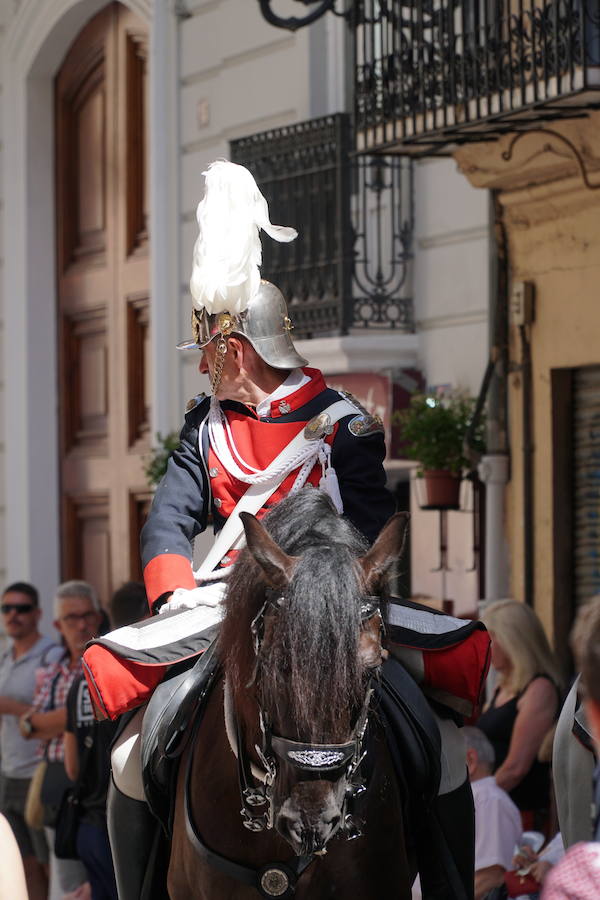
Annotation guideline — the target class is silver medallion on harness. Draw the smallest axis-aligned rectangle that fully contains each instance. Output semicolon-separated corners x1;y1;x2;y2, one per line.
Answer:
260;868;289;896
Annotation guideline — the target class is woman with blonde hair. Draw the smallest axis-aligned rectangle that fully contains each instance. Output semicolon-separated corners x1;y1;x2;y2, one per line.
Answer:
477;599;563;829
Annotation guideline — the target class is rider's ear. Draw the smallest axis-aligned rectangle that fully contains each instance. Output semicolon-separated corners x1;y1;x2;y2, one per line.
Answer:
359;512;409;592
240;512;297;590
228;336;245;367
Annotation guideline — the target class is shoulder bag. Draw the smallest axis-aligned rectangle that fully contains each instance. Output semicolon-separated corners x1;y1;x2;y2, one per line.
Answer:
54;730;95;859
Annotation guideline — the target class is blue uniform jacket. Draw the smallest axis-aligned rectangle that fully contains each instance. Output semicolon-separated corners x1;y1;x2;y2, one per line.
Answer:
140;377;396;607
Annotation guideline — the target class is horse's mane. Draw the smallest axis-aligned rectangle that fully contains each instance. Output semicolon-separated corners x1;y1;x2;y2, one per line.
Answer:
220;488;369;742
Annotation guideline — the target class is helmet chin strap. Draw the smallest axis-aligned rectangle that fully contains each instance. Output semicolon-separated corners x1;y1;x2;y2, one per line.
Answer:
210;335;229;395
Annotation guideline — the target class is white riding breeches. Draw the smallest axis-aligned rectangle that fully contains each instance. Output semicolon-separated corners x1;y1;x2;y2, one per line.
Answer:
434;712;467;795
111;706;146;802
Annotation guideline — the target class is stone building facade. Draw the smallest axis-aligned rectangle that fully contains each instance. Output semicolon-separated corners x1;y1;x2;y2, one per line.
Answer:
0;0;489;623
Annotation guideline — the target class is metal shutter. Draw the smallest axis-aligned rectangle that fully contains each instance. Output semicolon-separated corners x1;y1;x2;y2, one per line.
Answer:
574;366;600;607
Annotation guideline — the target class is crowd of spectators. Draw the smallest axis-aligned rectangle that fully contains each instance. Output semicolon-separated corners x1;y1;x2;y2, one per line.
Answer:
4;573;600;900
0;578;148;900
466;595;600;900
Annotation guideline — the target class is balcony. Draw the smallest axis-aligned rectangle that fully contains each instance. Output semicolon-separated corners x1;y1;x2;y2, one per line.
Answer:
230;114;414;338
354;0;600;156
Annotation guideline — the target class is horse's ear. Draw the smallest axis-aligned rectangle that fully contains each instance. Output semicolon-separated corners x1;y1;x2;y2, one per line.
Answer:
240;512;296;590
359;512;409;592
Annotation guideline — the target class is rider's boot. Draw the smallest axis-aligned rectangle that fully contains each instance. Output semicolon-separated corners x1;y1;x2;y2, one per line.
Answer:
417;776;475;900
107;778;165;900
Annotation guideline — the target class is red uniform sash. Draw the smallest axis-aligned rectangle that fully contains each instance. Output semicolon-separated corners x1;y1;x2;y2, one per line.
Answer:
208;412;338;519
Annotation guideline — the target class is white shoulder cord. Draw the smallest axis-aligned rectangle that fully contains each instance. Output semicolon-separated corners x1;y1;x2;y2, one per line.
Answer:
194;397;356;583
161;398;353;611
208;396;322;489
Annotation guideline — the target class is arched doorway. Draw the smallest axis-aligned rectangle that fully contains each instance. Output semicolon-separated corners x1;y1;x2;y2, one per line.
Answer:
55;2;151;606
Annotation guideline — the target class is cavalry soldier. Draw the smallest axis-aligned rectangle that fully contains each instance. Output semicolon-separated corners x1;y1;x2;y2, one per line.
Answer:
84;161;479;899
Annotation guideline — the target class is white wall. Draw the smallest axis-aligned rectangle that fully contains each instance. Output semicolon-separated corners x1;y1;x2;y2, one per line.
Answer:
0;1;8;620
176;0;313;419
414;157;489;394
410;158;490;613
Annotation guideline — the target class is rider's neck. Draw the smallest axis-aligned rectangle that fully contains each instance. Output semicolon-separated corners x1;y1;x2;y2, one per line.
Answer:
221;361;293;408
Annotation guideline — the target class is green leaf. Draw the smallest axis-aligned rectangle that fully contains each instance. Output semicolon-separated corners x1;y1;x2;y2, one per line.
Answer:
394;390;485;475
144;431;181;487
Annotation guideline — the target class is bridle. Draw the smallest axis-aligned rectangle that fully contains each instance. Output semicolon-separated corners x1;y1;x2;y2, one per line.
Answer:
236;588;383;840
184;586;383;898
235;588;380;839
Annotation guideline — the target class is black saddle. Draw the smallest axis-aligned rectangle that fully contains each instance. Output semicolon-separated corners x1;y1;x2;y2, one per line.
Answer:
376;656;442;811
141;633;220;833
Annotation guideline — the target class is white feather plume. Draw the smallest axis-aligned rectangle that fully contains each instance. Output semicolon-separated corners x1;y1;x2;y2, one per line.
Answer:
189;160;297;316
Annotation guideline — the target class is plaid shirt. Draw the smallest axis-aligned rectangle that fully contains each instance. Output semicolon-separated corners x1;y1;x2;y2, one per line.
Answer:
33;655;83;763
542;842;600;899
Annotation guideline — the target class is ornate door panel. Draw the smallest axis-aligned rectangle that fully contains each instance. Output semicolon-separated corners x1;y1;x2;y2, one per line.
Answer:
56;4;151;605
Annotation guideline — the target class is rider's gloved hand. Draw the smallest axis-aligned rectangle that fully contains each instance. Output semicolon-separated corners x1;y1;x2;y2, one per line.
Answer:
158;581;228;614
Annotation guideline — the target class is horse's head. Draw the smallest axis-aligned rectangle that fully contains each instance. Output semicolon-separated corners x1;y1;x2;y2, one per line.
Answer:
220;489;408;856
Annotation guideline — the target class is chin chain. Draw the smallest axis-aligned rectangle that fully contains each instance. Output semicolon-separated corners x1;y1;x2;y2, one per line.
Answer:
211;336;228;395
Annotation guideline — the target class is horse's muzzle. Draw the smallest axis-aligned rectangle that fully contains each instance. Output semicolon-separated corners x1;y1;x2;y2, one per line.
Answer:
276;798;342;855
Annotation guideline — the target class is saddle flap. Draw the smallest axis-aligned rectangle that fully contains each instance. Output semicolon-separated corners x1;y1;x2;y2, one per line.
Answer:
141;637;221;833
375;656;442;806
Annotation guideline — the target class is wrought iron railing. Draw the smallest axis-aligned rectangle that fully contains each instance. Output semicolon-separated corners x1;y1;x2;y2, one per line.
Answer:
352;154;414;329
354;0;600;154
230;114;414;337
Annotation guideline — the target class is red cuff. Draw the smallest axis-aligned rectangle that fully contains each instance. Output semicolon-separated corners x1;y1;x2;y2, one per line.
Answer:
143;554;197;607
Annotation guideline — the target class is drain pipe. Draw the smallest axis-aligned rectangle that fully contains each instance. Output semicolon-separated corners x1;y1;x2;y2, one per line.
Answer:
465;192;510;605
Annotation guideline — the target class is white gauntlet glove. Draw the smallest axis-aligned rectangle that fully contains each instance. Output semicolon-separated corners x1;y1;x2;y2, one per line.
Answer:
158;580;228;614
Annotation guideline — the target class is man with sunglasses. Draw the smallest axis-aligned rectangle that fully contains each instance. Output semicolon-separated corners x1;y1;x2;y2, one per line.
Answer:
0;581;62;899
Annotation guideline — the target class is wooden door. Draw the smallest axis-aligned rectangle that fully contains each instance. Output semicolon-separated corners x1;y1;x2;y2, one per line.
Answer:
56;3;152;606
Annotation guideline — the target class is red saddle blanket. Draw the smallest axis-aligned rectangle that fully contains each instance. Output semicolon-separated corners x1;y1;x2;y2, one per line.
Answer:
383;600;491;720
83;599;490;722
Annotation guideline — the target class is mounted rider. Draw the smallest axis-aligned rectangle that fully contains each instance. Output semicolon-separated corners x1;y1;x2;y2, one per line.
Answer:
83;161;484;900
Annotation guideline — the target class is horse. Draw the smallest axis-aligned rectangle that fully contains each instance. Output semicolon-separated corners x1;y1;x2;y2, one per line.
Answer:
167;488;416;899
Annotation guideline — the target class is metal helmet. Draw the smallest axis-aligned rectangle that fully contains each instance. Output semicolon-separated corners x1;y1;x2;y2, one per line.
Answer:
178;160;307;389
177;280;307;369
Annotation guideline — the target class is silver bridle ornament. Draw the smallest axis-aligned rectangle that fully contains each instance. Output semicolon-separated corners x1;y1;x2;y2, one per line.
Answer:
177;280;307;370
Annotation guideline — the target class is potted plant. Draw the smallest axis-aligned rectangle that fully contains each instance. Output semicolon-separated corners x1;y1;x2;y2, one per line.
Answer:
396;390;483;508
144;431;181;488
